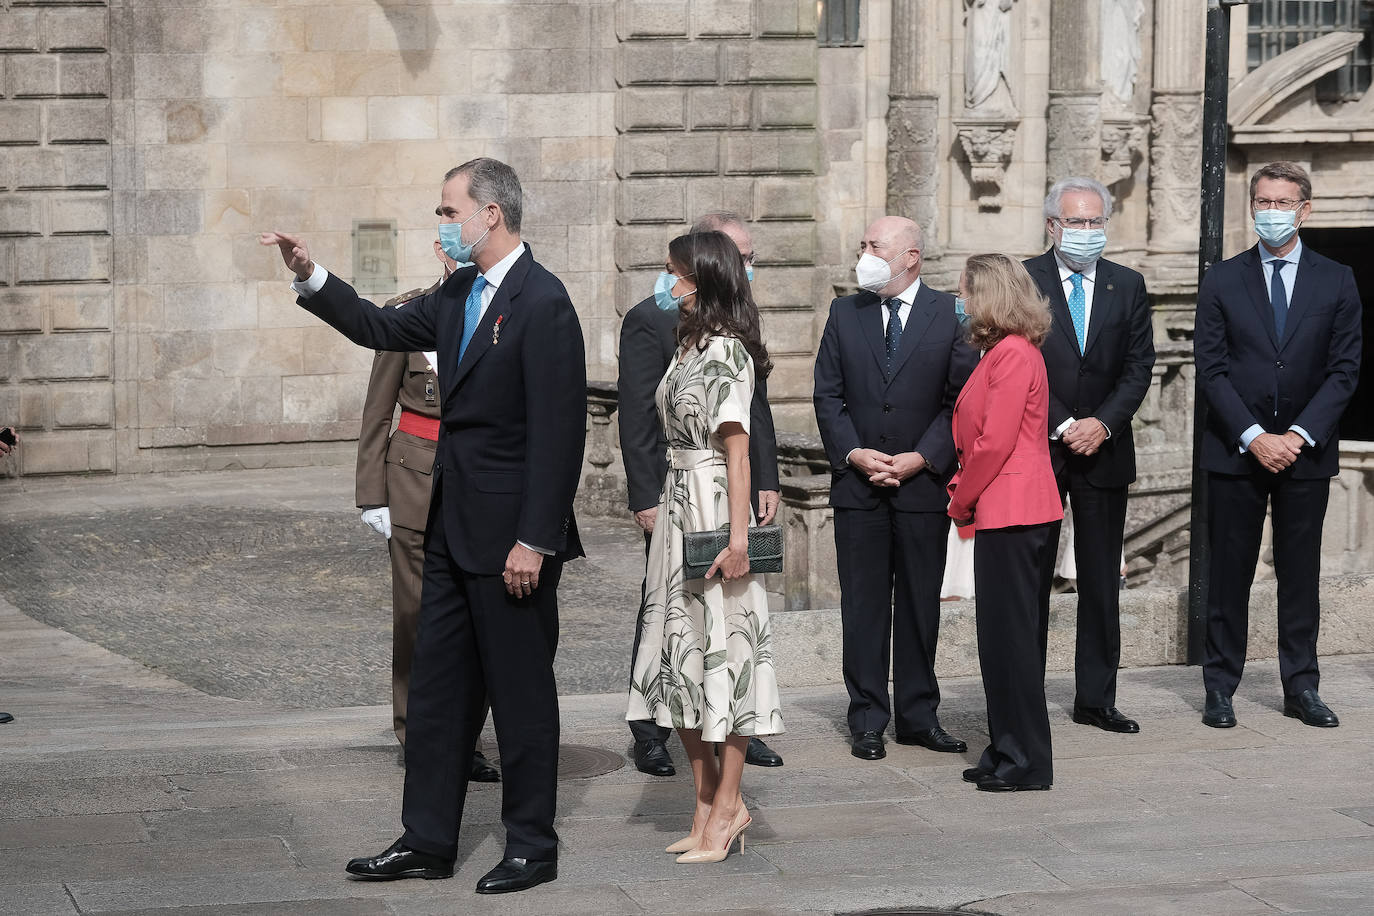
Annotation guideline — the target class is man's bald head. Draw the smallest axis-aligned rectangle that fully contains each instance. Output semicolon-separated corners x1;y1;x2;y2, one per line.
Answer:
858;216;923;297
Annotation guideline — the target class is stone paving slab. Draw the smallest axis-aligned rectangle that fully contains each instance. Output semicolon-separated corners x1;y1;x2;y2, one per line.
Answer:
5;467;1374;914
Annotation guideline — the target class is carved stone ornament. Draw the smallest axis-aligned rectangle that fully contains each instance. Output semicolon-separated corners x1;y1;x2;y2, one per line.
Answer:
955;118;1018;211
1100;116;1148;188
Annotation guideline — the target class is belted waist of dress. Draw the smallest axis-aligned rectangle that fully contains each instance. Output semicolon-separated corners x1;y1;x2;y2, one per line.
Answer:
668;448;725;471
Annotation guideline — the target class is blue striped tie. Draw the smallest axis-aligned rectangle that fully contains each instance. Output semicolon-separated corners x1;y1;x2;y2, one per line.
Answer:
459;275;488;361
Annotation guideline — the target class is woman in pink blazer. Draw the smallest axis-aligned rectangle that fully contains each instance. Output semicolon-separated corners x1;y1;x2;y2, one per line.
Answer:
948;253;1062;792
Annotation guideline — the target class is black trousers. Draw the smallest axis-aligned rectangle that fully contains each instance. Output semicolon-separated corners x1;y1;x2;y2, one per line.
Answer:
976;523;1055;786
399;505;562;862
1040;476;1129;708
628;530;672;744
1203;471;1329;698
834;505;950;737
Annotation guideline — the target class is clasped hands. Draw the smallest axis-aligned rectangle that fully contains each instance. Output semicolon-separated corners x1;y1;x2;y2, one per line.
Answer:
1062;418;1108;456
850;448;925;487
1248;430;1306;474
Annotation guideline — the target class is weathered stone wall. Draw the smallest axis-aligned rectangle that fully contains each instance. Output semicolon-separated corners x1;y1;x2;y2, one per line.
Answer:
0;0;115;475
612;0;820;430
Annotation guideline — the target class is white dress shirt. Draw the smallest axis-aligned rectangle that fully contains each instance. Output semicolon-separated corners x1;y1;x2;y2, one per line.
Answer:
1238;236;1313;451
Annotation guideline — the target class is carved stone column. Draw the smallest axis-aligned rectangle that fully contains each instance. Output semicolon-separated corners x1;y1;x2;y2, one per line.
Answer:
1146;0;1206;258
887;0;942;256
1046;0;1102;185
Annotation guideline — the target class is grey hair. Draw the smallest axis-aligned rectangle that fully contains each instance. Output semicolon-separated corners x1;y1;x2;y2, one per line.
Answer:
1043;177;1114;221
690;210;747;234
445;158;522;233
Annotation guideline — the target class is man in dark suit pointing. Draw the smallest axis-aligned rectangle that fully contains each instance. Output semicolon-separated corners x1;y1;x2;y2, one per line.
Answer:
617;210;784;776
261;157;586;895
813;215;977;761
1194;161;1362;730
1024;176;1155;735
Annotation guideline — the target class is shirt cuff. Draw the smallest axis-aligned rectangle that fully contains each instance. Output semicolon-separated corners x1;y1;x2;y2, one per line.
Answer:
1097;418;1111;439
291;262;329;298
1289;425;1315;448
1238;423;1265;453
1051;417;1075;440
518;540;553;556
844;447;858;465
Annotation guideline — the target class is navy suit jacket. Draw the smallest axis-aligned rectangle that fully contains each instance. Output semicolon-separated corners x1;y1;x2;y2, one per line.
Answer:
1024;250;1156;488
617;295;780;514
813;284;978;512
1195;242;1362;479
298;245;588;572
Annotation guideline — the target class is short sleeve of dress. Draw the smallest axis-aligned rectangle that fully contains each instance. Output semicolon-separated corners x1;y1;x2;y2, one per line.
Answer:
703;336;754;437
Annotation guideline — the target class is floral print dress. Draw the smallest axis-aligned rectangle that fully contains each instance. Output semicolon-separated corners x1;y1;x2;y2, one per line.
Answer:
625;335;784;740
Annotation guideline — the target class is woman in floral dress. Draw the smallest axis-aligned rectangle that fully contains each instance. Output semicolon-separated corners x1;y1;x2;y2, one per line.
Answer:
626;230;783;864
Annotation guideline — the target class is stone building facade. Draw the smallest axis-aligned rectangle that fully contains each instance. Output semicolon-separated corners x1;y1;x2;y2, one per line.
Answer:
2;1;1371;590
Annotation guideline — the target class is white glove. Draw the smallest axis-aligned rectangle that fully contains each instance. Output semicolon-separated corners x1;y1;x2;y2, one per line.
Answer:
360;506;392;539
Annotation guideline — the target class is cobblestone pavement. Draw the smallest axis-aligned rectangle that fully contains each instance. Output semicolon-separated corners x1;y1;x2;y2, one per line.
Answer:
0;467;646;706
3;468;1374;915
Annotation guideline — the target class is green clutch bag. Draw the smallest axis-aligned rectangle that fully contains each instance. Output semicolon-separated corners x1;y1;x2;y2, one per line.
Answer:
682;524;783;580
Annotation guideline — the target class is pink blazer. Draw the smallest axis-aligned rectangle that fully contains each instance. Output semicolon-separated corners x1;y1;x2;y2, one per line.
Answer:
947;334;1063;531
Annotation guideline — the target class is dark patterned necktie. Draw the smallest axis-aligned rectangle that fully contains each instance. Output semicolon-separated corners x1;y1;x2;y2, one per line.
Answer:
1270;259;1288;339
884;298;902;374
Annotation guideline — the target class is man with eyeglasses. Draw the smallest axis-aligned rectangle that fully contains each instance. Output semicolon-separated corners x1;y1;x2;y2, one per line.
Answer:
1024;177;1156;736
617;210;784;776
1194;160;1362;730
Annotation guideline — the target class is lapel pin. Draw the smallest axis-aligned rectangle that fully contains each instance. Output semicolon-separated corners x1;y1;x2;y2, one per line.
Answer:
492;314;504;345
1106;283;1114;291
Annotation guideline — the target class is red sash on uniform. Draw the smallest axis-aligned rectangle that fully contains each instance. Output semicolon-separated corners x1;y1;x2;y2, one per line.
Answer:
397;409;440;442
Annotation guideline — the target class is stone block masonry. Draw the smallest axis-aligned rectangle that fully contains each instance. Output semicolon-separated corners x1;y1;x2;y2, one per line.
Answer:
0;0;114;476
614;0;821;428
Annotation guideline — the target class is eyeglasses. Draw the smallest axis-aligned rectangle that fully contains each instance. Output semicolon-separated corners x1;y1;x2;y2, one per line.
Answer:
1054;217;1108;230
1252;198;1307;211
741;251;757;265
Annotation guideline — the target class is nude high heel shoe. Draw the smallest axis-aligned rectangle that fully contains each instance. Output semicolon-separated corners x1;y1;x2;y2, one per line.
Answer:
664;834;698;854
675;805;751;864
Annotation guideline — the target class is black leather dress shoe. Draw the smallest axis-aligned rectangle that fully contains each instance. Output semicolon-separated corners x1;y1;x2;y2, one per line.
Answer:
470;750;501;783
895;726;968;753
1284;688;1339;727
851;730;886;760
475;857;557;894
745;736;783;766
1202;689;1236;728
975;775;1051;792
0;712;13;724
632;738;676;776
962;766;990;784
345;839;453;880
1072;705;1140;734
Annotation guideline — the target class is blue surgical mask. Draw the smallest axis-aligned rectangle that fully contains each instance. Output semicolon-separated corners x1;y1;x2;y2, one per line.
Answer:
654;271;695;311
1056;227;1107;266
1254;208;1299;248
954;297;970;325
438;206;491;264
746;265;755;283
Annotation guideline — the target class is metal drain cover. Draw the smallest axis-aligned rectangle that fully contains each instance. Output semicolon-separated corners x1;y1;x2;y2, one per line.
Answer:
556;744;626;780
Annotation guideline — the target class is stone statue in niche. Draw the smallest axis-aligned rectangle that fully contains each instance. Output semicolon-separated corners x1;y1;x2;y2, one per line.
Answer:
964;0;1017;115
1100;0;1144;107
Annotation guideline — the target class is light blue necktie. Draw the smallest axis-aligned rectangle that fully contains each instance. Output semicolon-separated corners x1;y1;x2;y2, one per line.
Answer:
1270;259;1288;339
458;275;488;361
1067;272;1087;355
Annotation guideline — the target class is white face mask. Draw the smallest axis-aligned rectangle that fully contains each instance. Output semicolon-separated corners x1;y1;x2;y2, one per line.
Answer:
855;251;911;293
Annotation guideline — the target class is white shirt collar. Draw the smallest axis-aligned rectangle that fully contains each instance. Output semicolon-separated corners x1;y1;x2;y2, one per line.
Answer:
887;276;922;307
1054;250;1097;284
479;241;526;289
1259;236;1302;265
